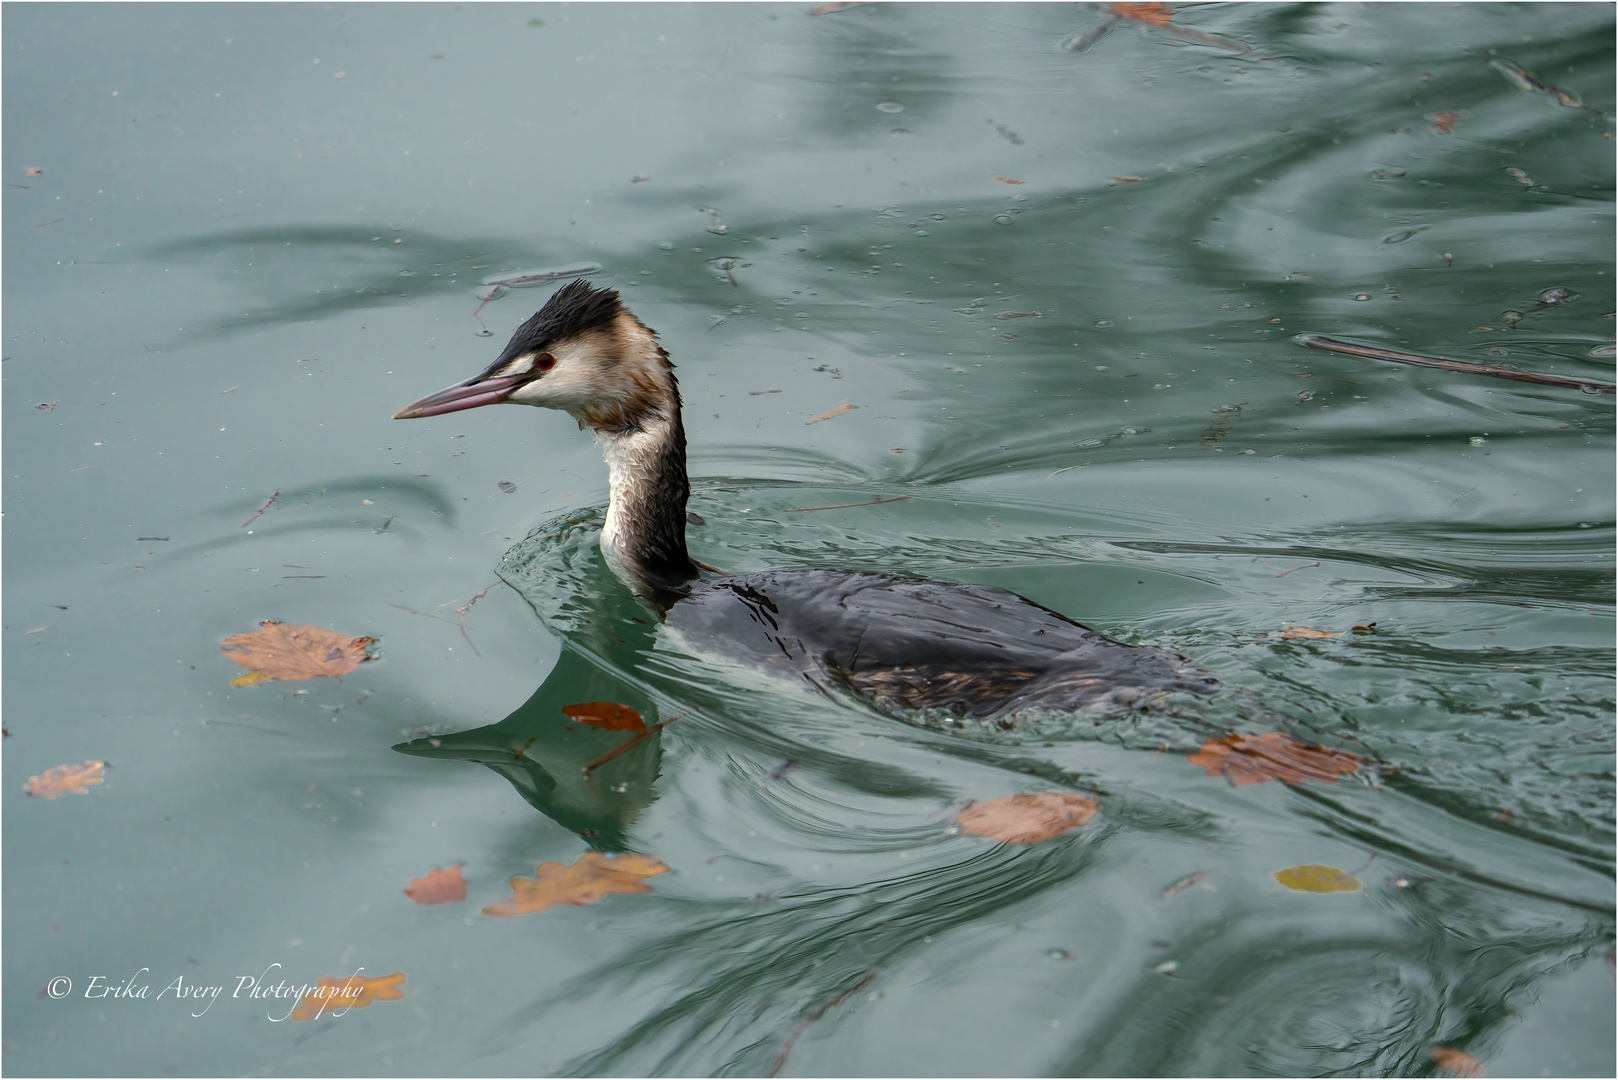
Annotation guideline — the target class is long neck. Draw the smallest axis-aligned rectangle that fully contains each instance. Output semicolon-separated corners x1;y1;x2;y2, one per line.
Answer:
591;374;699;599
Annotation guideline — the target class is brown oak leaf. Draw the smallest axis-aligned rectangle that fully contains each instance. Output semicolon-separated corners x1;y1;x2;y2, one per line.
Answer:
561;702;646;732
290;972;406;1021
1189;731;1360;787
1279;625;1345;639
1107;2;1174;26
403;865;467;905
956;792;1099;843
25;761;105;799
1431;1046;1486;1077
482;852;670;916
220;621;373;685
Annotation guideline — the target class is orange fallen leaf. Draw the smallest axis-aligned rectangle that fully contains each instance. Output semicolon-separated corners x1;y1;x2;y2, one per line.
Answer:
956;792;1099;843
220;621;374;684
403;865;467;905
807;1;867;14
1426;109;1465;133
1279;625;1344;639
1188;731;1361;787
805;403;857;425
1431;1045;1486;1077
561;702;646;732
1108;175;1143;183
1107;1;1174;25
482;852;670;916
290;972;406;1021
992;176;1025;185
25;761;106;799
26;167;43;177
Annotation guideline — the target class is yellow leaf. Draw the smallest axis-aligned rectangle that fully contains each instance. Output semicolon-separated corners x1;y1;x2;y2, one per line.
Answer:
230;670;273;687
290;972;406;1021
1272;863;1363;893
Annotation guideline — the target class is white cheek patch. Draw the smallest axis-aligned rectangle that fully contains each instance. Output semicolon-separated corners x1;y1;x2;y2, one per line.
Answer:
496;354;539;379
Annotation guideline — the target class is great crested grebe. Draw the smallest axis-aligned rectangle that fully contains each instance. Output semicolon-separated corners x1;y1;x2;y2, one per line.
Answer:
395;280;1213;719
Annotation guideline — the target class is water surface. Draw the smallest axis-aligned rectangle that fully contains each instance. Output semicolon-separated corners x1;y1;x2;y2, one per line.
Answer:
4;3;1613;1076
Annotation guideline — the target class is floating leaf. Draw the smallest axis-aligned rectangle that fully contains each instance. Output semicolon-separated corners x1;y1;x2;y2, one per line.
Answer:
25;761;105;799
1426;109;1465;133
805;403;857;425
956;792;1099;843
220;621;374;684
1431;1046;1486;1077
403;865;467;905
992;176;1025;185
1272;863;1363;893
1106;1;1174;25
482;852;670;916
290;972;406;1021
561;702;646;732
1188;731;1361;787
1279;625;1344;639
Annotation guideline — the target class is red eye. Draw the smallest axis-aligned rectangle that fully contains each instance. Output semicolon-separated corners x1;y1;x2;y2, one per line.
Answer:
534;353;556;371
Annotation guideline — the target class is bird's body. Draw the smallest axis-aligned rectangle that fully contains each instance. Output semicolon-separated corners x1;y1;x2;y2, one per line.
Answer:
395;280;1213;718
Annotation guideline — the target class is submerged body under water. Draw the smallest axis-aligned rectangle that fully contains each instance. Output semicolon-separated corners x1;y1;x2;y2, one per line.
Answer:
666;568;1217;721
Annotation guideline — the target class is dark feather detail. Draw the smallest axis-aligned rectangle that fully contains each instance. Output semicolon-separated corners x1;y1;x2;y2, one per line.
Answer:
667;570;1215;718
487;280;627;373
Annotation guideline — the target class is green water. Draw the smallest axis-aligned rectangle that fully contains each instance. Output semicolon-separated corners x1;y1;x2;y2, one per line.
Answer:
5;3;1612;1076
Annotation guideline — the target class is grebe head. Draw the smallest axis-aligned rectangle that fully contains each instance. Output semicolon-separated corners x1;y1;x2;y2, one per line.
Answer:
393;279;675;434
393;279;697;596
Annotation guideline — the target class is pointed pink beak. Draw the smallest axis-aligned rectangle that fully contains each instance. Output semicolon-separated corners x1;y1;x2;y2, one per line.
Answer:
393;373;530;419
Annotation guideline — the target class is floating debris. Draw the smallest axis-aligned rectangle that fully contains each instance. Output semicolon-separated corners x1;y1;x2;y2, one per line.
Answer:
472;263;601;331
1302;334;1616;394
242;491;279;529
987;119;1025;146
805;403;857;425
709;257;740;287
1425;109;1465;134
699;206;728;235
1489;57;1606;117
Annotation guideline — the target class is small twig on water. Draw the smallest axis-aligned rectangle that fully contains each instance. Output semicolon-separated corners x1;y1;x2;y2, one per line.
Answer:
784;495;912;513
454;580;502;657
1273;561;1320;579
582;712;686;775
766;971;880;1078
1302;334;1616;394
242;491;280;529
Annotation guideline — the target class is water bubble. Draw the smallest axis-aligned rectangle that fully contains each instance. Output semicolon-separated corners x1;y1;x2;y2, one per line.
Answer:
1538;287;1573;305
876;101;904;113
1094;319;1114;328
658;241;673;251
1501;310;1524;326
993;214;1014;225
1353;293;1371;302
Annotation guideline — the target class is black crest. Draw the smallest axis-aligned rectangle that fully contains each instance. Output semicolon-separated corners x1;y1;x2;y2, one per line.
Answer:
488;279;625;370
